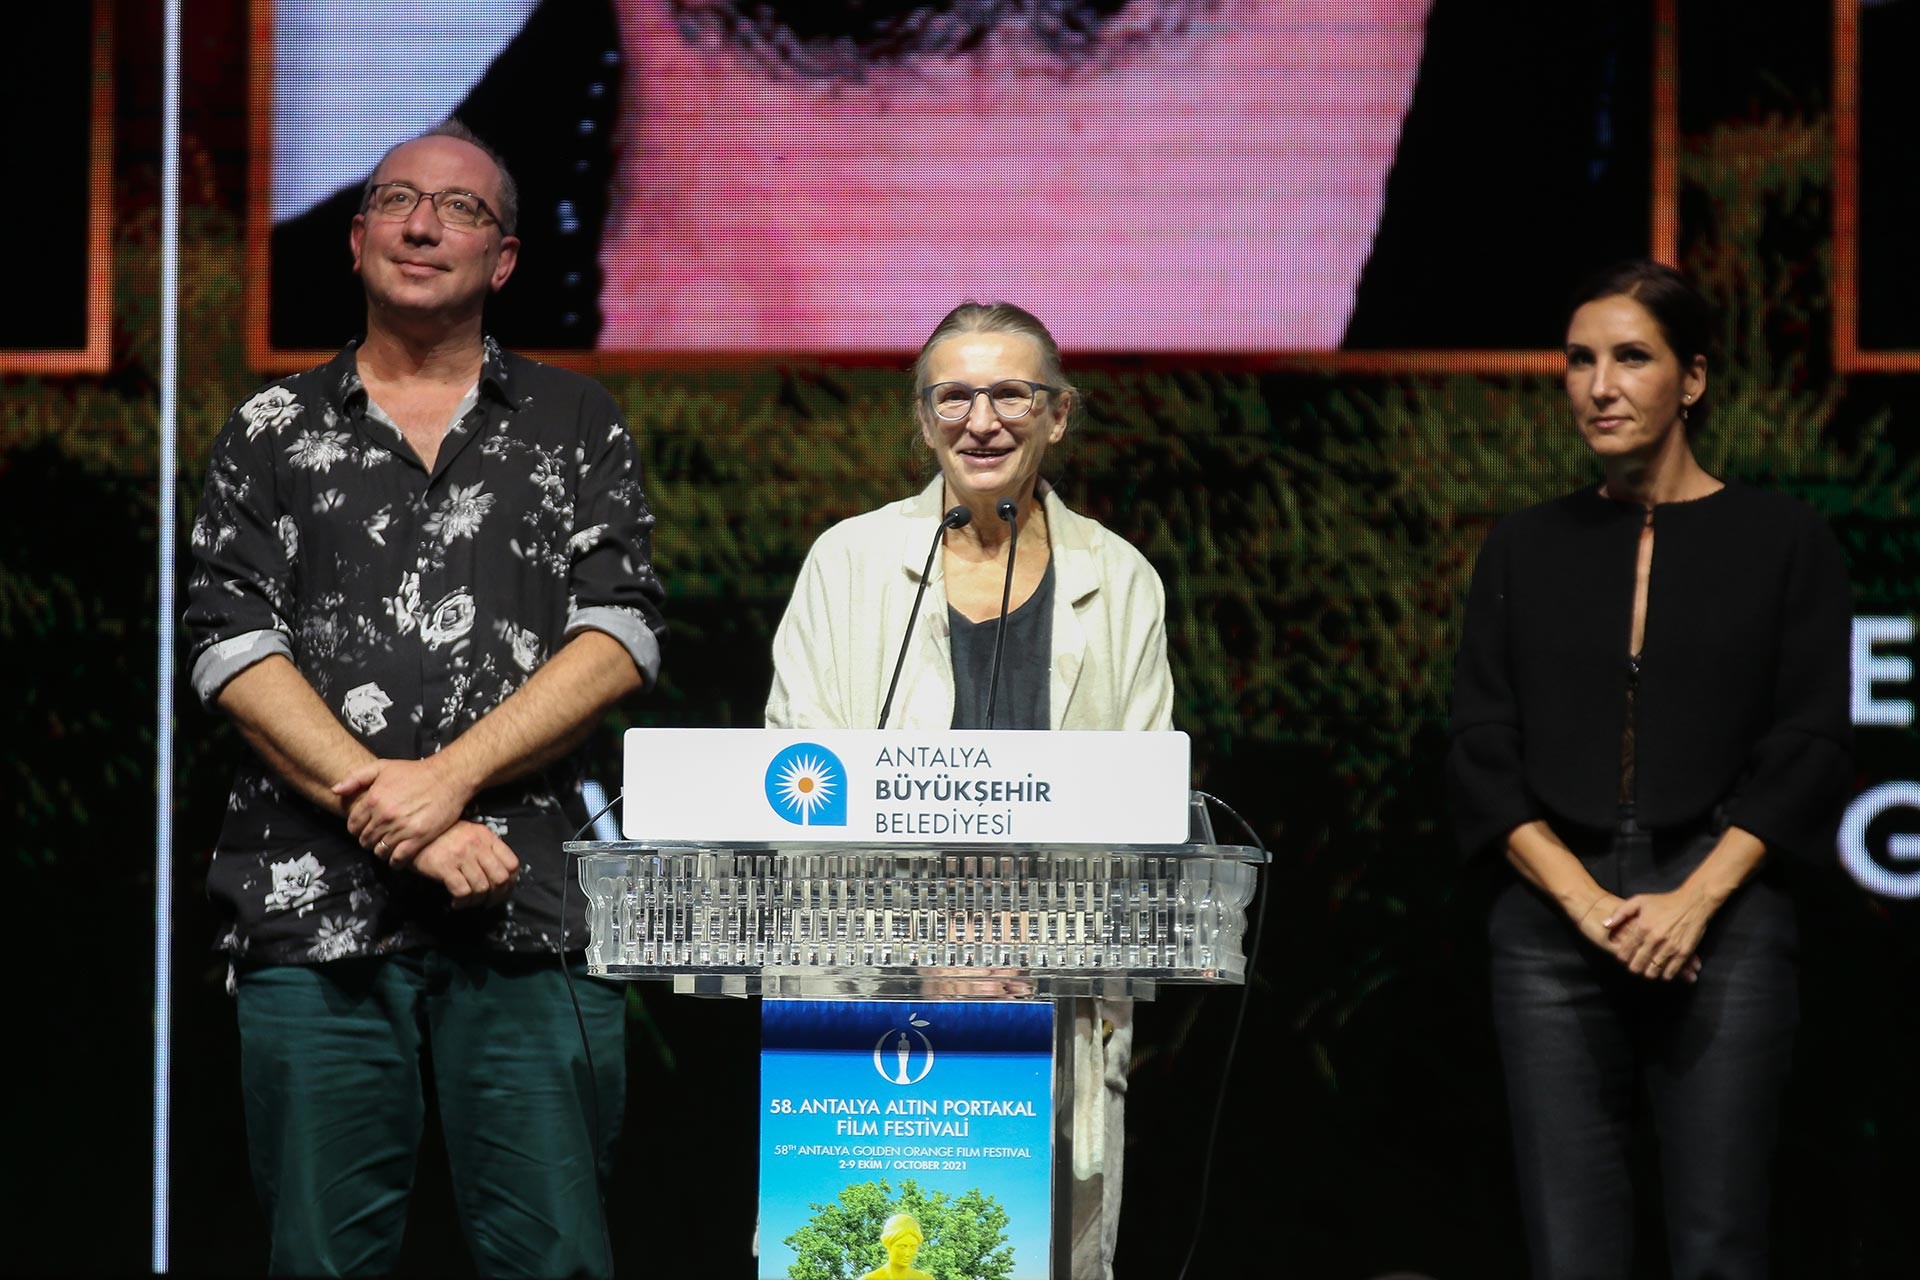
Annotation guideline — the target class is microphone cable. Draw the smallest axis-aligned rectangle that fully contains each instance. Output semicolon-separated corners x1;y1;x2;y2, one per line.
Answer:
1174;790;1271;1280
880;505;972;728
983;497;1019;728
557;785;624;1274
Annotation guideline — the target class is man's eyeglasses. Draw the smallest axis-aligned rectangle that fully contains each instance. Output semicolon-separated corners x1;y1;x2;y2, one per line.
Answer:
363;183;499;230
922;379;1061;422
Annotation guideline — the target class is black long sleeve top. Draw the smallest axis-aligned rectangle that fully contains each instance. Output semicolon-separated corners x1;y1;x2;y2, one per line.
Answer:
1448;481;1853;864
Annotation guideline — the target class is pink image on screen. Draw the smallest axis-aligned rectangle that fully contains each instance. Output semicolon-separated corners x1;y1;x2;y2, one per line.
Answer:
599;0;1431;353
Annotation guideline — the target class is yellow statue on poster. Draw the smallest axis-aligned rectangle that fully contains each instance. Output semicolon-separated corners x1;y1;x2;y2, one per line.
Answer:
859;1212;936;1280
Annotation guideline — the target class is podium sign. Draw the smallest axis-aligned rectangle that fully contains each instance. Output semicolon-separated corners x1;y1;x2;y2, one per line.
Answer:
580;728;1262;1277
759;999;1054;1280
622;728;1191;845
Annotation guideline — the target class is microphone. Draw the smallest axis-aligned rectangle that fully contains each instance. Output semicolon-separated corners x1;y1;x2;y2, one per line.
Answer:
879;505;971;729
984;498;1019;729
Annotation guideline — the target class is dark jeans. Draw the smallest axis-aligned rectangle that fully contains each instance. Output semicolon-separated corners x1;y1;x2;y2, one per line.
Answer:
1488;813;1798;1280
235;950;627;1278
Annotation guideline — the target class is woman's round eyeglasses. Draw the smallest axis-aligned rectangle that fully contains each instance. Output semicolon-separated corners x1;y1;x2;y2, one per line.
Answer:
922;379;1061;422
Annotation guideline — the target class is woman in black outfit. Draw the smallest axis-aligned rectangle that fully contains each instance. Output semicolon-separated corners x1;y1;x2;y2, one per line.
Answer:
1448;261;1852;1279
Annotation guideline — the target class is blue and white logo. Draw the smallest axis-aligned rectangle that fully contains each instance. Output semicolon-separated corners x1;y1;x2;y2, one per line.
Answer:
873;1016;935;1085
763;742;848;827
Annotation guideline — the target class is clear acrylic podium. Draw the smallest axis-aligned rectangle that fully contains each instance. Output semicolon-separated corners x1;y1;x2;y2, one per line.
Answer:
570;816;1263;1000
568;800;1263;1279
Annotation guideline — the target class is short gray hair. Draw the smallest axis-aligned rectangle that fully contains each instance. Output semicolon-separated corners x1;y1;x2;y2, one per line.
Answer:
360;118;519;236
913;301;1070;395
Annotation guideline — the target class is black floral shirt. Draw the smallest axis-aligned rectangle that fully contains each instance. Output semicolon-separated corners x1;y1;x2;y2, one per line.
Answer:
185;339;665;964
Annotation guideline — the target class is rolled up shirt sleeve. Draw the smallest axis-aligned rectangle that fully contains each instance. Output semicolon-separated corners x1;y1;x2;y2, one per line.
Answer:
565;605;661;682
190;629;295;707
563;396;666;683
184;398;299;707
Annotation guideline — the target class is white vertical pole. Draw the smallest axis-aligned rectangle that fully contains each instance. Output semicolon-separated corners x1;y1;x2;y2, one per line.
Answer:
153;0;181;1271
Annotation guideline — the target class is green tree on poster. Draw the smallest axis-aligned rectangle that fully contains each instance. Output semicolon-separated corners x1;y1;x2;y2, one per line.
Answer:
784;1178;1014;1280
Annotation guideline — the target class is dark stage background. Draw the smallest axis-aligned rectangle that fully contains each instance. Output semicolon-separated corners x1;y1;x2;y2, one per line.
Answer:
6;1;1920;1276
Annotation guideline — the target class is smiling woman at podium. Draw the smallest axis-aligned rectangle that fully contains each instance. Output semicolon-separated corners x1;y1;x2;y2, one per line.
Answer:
765;300;1175;1278
765;299;1173;736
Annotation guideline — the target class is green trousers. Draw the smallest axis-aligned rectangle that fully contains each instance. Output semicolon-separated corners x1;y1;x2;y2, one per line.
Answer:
235;950;627;1278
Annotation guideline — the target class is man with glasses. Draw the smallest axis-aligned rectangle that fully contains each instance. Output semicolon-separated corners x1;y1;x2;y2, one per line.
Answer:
185;120;663;1277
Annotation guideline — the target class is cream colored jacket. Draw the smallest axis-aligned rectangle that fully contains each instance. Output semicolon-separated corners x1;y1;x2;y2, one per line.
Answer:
766;477;1174;732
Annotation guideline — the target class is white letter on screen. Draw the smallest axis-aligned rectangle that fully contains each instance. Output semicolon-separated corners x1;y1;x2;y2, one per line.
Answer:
1839;782;1920;900
1851;616;1915;728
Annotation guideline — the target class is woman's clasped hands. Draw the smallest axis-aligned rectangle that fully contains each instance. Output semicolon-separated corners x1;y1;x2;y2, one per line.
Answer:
1575;889;1710;983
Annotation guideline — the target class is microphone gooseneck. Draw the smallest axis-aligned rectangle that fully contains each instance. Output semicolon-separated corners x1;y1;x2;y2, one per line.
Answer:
878;504;971;729
984;497;1020;729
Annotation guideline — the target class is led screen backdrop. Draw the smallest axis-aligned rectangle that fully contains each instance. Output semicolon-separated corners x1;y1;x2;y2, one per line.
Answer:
0;0;112;374
1836;0;1920;370
254;0;1665;365
8;1;1920;1276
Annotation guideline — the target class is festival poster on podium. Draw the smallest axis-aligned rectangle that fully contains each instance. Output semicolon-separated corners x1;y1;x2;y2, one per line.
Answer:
760;1000;1053;1280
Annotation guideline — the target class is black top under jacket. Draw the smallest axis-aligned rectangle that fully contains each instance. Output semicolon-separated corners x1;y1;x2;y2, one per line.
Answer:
949;557;1056;732
1447;481;1853;864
